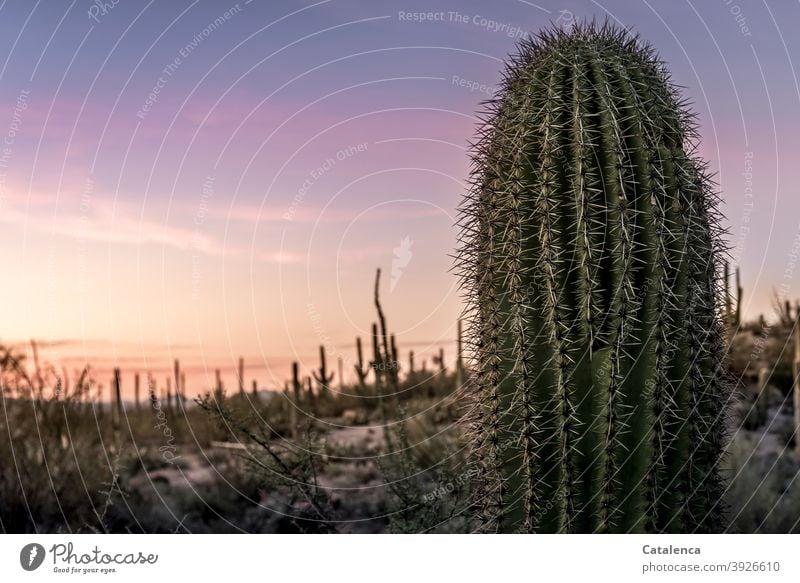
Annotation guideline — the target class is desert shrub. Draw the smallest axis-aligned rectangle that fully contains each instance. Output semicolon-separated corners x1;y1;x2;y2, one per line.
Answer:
725;433;800;533
771;414;796;449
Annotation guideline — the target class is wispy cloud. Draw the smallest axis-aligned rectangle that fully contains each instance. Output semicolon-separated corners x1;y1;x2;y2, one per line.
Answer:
219;203;444;225
258;250;303;264
0;192;219;254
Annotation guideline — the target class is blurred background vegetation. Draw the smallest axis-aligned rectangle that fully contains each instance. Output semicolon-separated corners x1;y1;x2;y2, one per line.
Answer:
2;269;800;533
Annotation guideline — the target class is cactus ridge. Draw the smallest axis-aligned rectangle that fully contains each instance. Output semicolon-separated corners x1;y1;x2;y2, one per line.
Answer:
457;22;729;533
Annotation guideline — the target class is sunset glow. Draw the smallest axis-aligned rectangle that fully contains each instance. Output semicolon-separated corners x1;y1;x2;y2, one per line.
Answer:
1;0;798;395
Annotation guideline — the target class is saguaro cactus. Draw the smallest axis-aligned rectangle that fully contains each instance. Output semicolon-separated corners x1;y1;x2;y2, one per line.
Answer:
166;377;173;414
433;348;445;375
389;334;400;383
174;359;181;399
723;262;742;330
134;372;141;411
214;369;223;402
292;362;303;404
238;357;245;395
312;345;335;397
371;323;383;393
457;23;728;533
354;337;369;394
251;379;259;400
305;376;315;409
112;367;122;430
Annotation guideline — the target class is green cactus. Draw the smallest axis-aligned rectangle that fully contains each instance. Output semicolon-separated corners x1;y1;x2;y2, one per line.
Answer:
457;23;729;533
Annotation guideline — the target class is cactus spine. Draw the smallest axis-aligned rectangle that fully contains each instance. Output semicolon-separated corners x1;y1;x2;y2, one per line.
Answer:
457;24;728;533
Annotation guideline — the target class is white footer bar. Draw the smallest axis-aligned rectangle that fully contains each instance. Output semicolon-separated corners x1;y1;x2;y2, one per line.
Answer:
1;534;796;582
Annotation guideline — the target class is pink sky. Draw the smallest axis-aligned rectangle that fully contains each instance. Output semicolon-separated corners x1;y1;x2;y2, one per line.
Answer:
1;0;800;395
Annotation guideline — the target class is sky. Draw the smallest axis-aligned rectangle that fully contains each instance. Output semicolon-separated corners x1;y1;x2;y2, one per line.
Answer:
0;0;798;396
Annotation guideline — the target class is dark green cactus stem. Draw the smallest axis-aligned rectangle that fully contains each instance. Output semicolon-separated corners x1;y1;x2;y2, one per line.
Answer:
736;268;743;326
166;377;173;415
312;345;334;397
374;269;399;395
238;357;245;395
724;262;731;322
292;362;302;405
390;334;400;407
134;372;140;411
390;334;400;384
174;359;181;401
433;348;445;374
457;23;729;534
214;369;223;402
112;367;122;431
722;262;741;329
354;337;369;394
373;269;397;440
305;376;315;408
371;322;382;393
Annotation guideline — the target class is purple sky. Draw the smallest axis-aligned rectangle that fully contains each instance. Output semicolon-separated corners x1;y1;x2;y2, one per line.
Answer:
0;0;798;394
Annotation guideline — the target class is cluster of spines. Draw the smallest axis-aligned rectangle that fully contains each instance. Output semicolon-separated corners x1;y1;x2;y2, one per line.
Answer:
456;21;730;533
